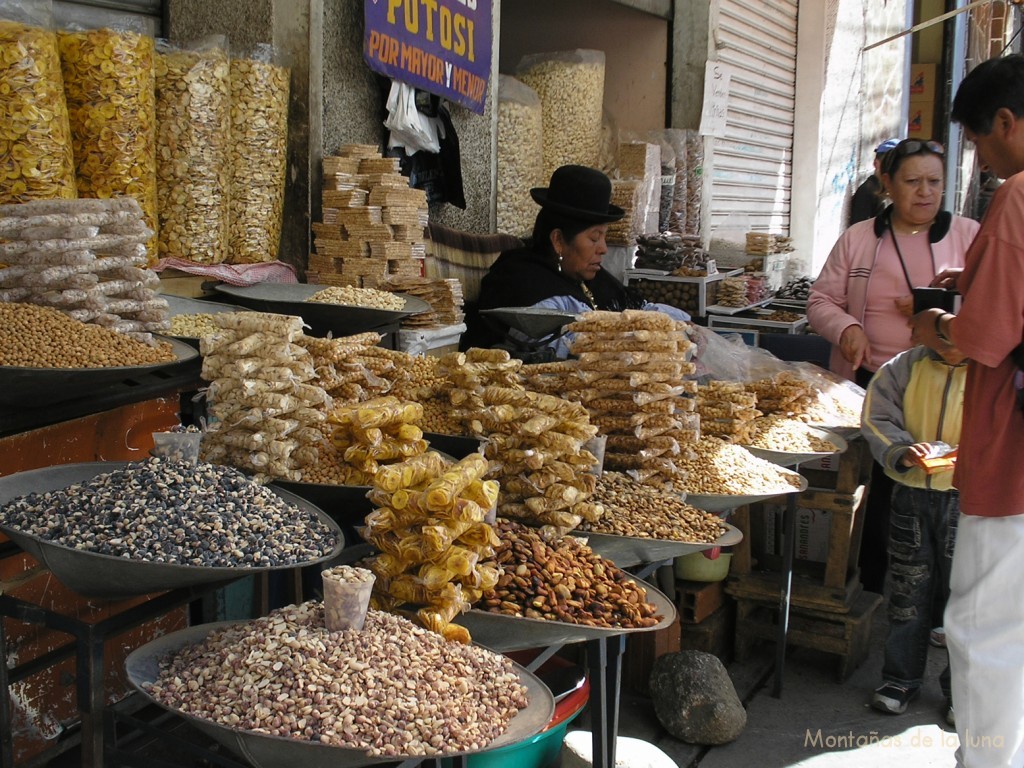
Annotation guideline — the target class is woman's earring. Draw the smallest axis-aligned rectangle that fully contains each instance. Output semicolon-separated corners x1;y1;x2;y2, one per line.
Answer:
556;252;563;272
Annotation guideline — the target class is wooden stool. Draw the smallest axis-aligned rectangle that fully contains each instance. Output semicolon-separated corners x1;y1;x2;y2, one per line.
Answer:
732;590;883;681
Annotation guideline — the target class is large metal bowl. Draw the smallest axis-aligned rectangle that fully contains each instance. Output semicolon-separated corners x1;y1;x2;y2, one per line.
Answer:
125;620;555;768
479;307;578;339
163;295;243;346
741;427;849;468
213;283;431;337
0;462;345;599
460;569;678;652
0;336;198;407
684;471;809;513
581;521;744;569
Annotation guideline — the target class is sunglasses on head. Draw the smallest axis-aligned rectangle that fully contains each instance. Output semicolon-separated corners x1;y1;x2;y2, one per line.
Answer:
882;140;945;174
894;139;945;156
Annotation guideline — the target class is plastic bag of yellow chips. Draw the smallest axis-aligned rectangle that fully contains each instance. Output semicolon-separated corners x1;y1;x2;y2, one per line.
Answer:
0;6;76;204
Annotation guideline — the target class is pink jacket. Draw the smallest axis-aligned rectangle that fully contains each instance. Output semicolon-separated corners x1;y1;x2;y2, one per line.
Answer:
807;215;979;381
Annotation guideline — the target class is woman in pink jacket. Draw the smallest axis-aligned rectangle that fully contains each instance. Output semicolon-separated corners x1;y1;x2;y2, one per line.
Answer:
809;140;979;384
808;139;979;595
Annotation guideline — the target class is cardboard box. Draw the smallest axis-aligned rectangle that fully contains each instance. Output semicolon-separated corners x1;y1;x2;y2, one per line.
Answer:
757;503;833;563
909;62;937;102
908;101;936;140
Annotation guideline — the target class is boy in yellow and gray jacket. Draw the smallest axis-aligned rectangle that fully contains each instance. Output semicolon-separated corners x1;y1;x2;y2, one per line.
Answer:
861;343;965;724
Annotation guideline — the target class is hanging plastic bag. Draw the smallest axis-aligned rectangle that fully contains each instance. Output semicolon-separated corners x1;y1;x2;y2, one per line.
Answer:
58;20;158;264
384;79;440;154
0;0;76;204
391;94;466;209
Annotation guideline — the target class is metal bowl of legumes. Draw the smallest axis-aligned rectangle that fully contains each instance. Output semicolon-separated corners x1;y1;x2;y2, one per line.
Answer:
126;611;554;767
0;335;198;407
214;283;432;337
0;460;345;599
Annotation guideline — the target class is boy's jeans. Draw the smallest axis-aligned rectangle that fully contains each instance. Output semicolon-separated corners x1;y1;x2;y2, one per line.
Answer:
881;485;959;697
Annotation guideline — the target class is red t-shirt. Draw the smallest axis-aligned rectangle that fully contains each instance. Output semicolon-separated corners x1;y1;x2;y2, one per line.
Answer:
950;170;1024;516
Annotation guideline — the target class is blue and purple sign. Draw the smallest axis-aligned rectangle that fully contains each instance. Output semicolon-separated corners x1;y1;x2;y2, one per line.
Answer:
364;0;492;115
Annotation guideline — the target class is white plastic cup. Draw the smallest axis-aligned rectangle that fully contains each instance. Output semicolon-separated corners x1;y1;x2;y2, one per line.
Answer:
583;434;607;477
322;565;375;632
151;431;202;463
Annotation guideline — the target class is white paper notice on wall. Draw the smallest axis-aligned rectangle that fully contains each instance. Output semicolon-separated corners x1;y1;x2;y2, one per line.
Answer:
699;61;731;138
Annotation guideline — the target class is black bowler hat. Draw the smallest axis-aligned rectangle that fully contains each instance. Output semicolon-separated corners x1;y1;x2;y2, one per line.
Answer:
530;165;625;223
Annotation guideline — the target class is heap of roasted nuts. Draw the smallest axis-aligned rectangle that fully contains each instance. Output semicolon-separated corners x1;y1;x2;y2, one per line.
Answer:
744;414;839;454
364;451;501;643
144;603;529;757
580;472;726;543
201;312;327;482
675;437;806;497
0;458;338;566
482;519;661;628
305;285;406;311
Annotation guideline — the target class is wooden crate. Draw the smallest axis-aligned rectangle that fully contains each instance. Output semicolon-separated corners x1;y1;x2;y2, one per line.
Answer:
799;435;873;494
729;483;867;611
732;590;883;681
726;570;863;615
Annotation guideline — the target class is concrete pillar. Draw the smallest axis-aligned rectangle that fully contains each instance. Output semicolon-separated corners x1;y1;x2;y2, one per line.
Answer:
671;0;711;130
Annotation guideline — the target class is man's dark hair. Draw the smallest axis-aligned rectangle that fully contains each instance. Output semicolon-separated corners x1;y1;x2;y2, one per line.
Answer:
951;54;1024;135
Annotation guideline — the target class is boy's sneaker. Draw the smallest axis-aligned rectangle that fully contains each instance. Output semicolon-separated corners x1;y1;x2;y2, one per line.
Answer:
871;683;920;714
930;627;947;647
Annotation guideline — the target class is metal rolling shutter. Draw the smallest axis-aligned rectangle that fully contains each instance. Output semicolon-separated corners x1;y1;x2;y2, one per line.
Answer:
708;0;797;236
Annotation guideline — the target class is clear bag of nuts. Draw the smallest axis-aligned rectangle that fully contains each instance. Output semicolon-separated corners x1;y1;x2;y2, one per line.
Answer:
227;43;289;264
496;74;543;238
516;49;605;180
58;22;158;264
0;1;77;204
155;36;230;264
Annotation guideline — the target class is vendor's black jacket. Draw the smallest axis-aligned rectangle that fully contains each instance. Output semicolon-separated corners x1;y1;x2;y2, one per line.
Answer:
462;244;633;349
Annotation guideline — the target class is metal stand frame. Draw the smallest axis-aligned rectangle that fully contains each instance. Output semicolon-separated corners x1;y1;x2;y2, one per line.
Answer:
0;580;234;768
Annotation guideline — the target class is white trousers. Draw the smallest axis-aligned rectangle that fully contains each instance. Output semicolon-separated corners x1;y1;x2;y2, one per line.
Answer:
947;513;1024;768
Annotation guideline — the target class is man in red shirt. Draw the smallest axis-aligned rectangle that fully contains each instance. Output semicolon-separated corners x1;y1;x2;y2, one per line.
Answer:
910;54;1024;768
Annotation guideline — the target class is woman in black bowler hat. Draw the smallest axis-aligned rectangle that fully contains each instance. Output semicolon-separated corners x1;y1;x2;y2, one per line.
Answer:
464;164;688;352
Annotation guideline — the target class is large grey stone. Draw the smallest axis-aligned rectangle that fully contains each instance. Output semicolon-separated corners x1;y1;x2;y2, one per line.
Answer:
649;650;746;745
561;732;677;768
